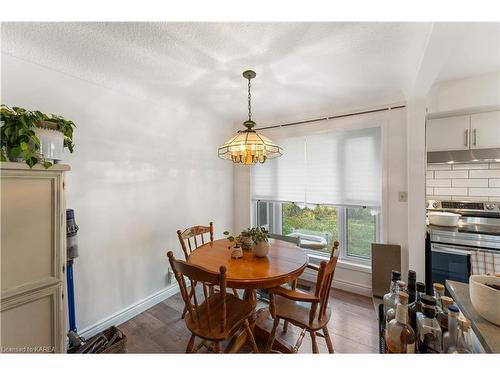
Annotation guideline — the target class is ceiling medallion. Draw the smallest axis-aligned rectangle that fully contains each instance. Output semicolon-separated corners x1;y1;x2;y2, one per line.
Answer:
218;70;283;165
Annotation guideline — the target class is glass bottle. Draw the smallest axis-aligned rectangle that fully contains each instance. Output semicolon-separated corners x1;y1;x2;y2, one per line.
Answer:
407;270;417;304
409;282;425;332
397;280;408;295
386;297;416;353
455;317;473;353
383;270;401;316
442;305;459;353
433;283;445;313
436;296;454;333
385;291;409;340
416;295;442;353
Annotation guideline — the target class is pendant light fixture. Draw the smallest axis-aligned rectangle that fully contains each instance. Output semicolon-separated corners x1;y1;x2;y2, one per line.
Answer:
218;70;282;165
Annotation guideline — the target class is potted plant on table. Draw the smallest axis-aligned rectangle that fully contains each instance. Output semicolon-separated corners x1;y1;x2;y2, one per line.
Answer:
223;231;243;258
240;227;257;250
250;227;270;257
0;105;76;168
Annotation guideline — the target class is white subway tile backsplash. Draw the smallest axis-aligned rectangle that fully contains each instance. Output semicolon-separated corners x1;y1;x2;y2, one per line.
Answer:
452;163;489;170
452;179;488;187
427;162;500;201
468;187;500;197
469;169;500;178
427;195;452;200
427;179;451;187
427;164;452;171
434;170;468;179
434;187;468;196
451;196;484;201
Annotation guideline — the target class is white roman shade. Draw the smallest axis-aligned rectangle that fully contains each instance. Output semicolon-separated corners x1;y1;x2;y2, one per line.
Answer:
251;126;381;207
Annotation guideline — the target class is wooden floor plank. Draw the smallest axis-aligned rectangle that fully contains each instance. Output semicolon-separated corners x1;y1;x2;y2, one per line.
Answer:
118;287;379;354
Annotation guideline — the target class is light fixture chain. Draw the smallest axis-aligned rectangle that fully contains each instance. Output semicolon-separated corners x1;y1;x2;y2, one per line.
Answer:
247;78;252;121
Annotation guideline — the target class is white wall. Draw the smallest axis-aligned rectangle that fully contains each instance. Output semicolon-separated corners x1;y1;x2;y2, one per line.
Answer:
233;107;409;295
427;72;500;114
1;54;235;331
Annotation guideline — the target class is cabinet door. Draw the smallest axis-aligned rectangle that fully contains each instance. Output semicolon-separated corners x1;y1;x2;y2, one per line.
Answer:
0;170;65;299
426;115;471;152
0;285;65;353
470;111;500;149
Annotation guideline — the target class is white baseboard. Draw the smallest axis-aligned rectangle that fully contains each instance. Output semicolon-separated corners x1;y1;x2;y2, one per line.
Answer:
79;283;180;339
299;268;372;297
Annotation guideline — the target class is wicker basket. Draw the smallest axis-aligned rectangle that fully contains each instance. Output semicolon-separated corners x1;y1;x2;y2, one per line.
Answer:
100;326;127;353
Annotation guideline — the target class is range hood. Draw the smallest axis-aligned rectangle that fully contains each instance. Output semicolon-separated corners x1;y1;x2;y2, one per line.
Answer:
427;148;500;164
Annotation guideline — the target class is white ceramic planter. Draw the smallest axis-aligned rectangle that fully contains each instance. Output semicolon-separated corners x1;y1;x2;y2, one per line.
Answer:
252;241;270;257
34;124;64;162
469;275;500;326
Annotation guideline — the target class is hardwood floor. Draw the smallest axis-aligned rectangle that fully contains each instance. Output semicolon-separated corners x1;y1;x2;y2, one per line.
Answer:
118;287;379;353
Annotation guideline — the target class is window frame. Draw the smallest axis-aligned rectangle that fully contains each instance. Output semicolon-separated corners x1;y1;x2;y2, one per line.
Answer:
254;200;379;267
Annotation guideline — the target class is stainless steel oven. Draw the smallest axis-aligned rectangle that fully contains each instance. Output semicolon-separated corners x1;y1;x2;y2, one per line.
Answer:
426;200;500;291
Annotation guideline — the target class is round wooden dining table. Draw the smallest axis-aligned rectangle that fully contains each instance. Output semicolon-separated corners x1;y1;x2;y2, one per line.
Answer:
188;238;308;291
188;238;308;352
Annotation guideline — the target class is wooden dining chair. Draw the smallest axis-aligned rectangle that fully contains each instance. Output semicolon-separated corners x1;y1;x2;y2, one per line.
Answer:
265;241;340;354
167;251;259;353
177;222;238;319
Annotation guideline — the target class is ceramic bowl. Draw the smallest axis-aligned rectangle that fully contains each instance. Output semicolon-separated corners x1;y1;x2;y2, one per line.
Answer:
427;212;461;227
469;275;500;326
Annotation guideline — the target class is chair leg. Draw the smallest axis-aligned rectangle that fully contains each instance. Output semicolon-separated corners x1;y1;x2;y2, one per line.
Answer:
323;326;334;353
186;334;196;353
232;288;239;298
283;321;289;333
244;319;259;353
265;318;280;353
182;286;196;319
214;341;221;353
310;331;319;353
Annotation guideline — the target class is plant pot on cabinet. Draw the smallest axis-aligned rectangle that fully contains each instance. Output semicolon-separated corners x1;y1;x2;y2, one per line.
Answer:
34;121;64;163
252;241;270;257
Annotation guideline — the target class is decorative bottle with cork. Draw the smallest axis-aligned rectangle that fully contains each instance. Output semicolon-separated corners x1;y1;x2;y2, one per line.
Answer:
442;305;460;353
436;296;454;333
455;317;473;353
408;282;425;332
383;270;401;316
386;292;416;353
433;283;446;313
407;270;417;304
385;291;409;340
416;295;442;353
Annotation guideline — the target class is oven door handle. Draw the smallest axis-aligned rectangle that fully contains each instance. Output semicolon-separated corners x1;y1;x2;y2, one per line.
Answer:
431;243;472;256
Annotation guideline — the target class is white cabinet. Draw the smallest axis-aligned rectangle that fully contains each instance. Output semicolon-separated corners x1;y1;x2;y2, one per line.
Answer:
426;115;470;152
0;162;69;353
427;111;500;152
470;111;500;149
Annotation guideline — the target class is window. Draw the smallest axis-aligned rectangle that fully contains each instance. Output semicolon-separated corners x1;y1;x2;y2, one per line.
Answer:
255;201;378;261
252;124;382;265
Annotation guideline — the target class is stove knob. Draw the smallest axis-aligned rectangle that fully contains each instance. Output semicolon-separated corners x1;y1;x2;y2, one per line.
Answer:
432;201;439;209
485;203;496;210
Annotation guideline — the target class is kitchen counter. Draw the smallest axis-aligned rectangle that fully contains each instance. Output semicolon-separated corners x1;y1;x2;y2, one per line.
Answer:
446;280;500;353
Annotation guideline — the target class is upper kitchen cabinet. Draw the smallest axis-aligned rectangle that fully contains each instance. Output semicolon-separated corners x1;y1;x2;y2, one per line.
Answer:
426;115;470;152
427;111;500;152
470;111;500;149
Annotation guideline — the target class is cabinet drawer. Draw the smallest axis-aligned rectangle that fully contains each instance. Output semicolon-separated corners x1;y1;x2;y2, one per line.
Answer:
1;170;65;298
0;284;64;353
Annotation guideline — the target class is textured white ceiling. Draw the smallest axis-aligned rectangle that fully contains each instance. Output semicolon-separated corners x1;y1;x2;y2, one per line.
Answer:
1;22;498;126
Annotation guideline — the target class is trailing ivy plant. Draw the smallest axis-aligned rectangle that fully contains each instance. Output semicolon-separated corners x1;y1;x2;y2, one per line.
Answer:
0;105;76;168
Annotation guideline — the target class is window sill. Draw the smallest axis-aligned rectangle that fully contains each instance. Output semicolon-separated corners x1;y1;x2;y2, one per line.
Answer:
307;252;372;274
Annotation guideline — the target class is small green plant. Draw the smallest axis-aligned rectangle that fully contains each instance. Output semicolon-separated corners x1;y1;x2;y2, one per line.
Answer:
0;105;76;168
252;227;269;243
223;231;242;247
237;227;269;244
